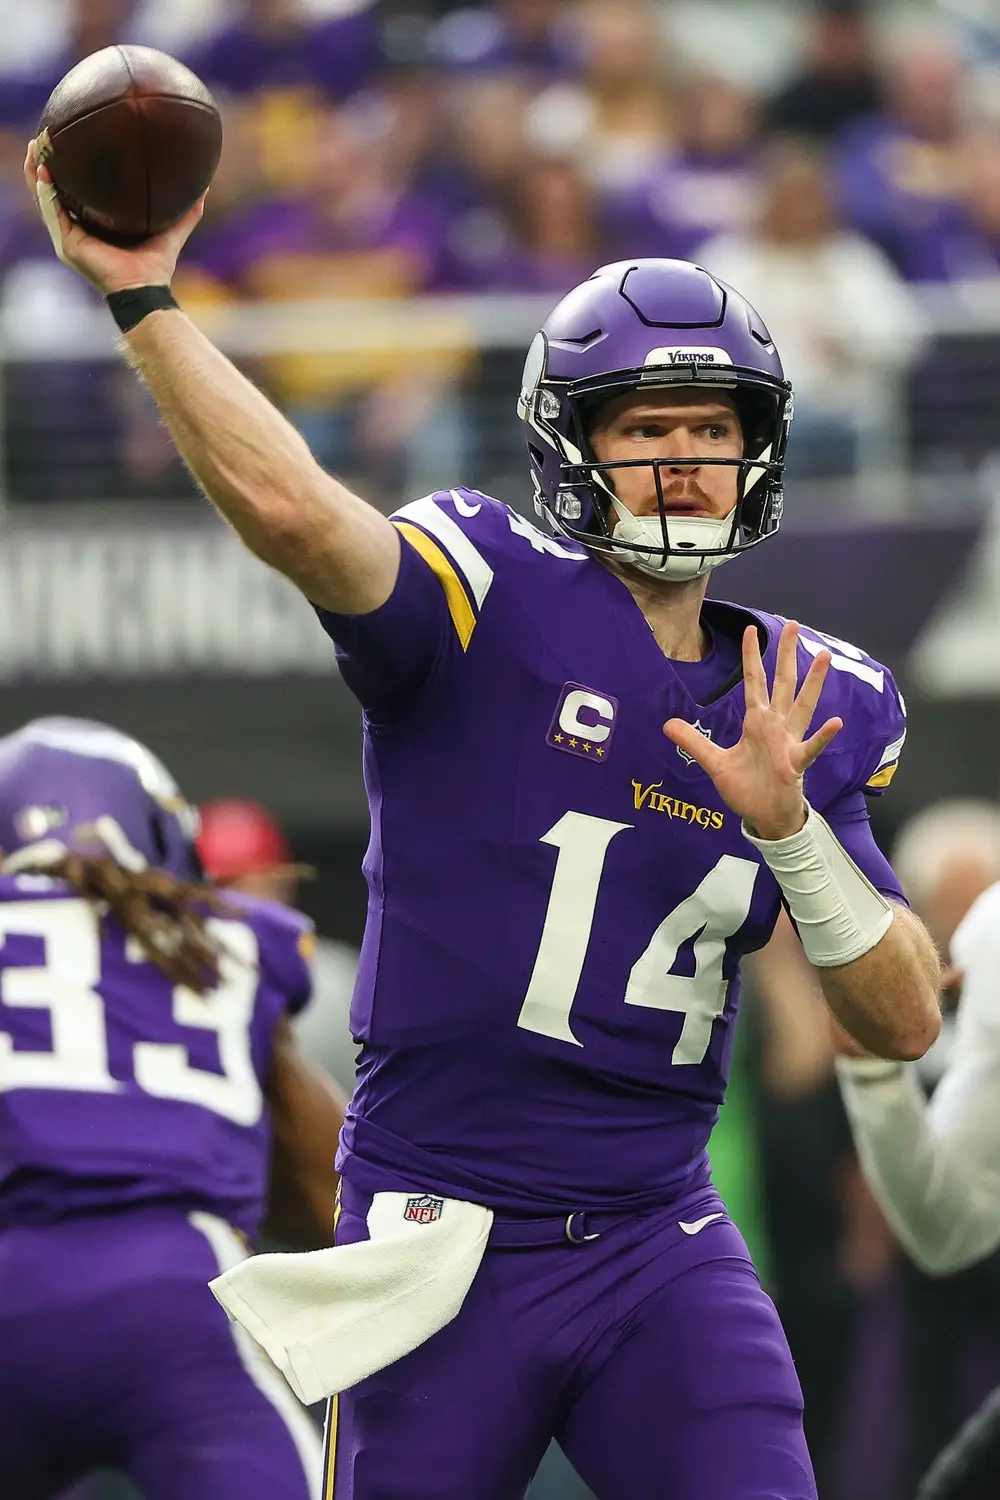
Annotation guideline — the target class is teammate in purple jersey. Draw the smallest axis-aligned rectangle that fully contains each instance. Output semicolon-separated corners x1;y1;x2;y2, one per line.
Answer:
0;717;344;1500
26;141;943;1500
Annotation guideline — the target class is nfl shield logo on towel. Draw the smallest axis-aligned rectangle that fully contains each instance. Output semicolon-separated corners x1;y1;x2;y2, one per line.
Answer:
403;1194;445;1225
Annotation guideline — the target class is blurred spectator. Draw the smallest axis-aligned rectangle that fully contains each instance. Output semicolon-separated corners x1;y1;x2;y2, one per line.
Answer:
134;0;229;54
902;125;1000;480
428;76;530;289
891;126;1000;282
603;75;760;263
197;798;360;1097
836;26;970;278
527;0;674;192
0;255;123;502
428;0;570;86
185;0;379;104
0;0;135;128
0;147;124;501
698;140;925;482
765;0;881;144
892;800;1000;1055
183;106;468;501
182;0;380;204
349;61;444;203
491;153;598;292
883;800;1000;1496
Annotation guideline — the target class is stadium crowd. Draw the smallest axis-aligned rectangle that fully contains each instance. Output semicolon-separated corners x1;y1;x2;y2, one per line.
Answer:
3;0;1000;501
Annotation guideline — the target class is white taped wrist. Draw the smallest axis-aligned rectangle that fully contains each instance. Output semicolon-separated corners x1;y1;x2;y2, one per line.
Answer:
743;803;894;968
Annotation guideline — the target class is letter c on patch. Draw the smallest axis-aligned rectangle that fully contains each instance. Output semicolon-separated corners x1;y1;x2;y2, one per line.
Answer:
559;690;616;743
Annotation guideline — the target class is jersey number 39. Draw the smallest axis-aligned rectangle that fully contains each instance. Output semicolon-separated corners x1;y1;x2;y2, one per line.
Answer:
0;899;263;1125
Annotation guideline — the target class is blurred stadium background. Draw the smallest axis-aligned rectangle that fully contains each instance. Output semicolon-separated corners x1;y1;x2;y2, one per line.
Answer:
4;1;1000;1498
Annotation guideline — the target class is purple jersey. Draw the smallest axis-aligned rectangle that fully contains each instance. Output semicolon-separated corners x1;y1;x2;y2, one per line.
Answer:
319;491;907;1214
0;880;313;1234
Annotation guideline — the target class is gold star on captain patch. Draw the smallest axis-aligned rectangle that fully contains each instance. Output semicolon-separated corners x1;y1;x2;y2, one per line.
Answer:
553;733;564;743
568;737;578;748
582;742;591;753
595;746;605;757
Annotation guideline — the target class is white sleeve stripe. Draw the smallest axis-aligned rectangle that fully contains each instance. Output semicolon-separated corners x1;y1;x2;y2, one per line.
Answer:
394;495;494;608
876;731;907;769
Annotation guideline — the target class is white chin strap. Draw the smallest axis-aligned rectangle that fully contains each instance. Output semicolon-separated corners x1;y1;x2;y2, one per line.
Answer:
609;498;739;582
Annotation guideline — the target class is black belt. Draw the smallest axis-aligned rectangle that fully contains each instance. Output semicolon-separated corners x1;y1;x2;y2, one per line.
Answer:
487;1205;637;1248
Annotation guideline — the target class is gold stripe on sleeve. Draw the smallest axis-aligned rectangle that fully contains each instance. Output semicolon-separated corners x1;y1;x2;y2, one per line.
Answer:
866;762;899;790
394;521;477;650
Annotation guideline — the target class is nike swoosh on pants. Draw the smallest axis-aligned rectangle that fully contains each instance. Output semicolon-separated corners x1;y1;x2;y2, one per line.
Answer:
678;1212;724;1236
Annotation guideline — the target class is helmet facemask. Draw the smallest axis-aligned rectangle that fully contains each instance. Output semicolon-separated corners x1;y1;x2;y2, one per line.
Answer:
522;353;792;581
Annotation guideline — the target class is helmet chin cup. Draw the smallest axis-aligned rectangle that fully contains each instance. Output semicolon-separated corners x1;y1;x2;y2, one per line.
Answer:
610;503;738;581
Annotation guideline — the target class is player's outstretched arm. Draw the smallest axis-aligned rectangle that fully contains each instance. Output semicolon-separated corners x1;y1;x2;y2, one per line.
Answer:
264;1017;346;1250
665;621;941;1061
24;144;399;616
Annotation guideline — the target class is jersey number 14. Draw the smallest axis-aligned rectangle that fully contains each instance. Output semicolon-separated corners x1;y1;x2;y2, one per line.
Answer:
517;812;758;1063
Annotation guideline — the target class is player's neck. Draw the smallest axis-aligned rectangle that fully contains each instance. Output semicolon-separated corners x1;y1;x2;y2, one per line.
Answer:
610;564;712;662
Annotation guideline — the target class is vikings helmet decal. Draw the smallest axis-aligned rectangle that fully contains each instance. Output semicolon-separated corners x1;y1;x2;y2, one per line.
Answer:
517;259;793;581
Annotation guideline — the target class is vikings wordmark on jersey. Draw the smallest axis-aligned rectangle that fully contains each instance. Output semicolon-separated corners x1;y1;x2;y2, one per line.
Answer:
320;487;906;1216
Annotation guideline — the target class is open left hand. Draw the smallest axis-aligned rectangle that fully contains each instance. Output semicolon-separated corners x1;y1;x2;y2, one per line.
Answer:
663;620;842;841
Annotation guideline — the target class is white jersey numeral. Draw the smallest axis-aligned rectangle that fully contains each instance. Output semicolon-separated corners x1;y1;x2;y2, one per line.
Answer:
517;815;758;1063
0;901;117;1093
0;900;264;1125
794;625;884;693
516;812;631;1045
625;856;759;1064
131;920;263;1125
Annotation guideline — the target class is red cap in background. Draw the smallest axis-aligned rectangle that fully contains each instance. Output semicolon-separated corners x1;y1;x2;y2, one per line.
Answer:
197;798;294;882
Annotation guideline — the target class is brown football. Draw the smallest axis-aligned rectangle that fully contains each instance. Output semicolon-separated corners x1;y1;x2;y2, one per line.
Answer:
38;45;222;246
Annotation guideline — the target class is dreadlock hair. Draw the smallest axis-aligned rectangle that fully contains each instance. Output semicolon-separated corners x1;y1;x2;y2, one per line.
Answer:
19;852;230;994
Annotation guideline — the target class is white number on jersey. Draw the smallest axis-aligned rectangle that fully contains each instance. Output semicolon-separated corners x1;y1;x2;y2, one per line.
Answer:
517;812;758;1062
0;900;264;1125
792;624;884;693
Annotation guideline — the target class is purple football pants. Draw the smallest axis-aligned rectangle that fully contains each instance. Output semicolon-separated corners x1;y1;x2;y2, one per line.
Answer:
324;1177;816;1500
0;1206;322;1500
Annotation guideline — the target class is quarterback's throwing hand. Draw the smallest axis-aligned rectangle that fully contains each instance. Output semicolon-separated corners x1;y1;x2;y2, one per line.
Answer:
663;621;842;841
23;138;205;295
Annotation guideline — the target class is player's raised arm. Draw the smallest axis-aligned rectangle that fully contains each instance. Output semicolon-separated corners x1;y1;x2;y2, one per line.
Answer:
23;145;399;617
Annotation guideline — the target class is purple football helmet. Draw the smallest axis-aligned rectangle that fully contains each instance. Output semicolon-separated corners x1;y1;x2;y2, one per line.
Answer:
0;718;200;880
517;259;792;580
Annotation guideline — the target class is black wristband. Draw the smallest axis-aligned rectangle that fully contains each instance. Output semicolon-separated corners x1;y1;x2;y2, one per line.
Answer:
106;285;178;334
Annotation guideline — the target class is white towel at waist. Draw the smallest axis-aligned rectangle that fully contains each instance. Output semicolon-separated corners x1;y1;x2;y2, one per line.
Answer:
209;1191;494;1406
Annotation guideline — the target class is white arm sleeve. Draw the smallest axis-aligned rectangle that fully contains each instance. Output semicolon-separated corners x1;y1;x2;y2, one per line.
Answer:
837;882;1000;1275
